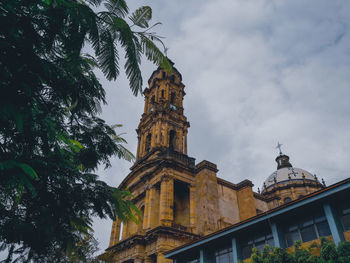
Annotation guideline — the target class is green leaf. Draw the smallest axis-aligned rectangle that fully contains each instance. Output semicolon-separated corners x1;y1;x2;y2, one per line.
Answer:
129;6;152;28
139;34;172;72
17;163;39;180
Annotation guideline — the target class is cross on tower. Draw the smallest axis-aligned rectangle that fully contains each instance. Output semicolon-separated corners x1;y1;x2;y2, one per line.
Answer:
276;142;283;155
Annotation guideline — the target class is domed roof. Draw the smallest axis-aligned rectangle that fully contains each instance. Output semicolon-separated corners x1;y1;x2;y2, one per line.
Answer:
263;166;316;190
262;145;319;192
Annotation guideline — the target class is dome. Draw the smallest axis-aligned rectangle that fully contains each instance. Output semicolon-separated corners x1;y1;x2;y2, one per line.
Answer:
262;149;319;193
263;167;316;190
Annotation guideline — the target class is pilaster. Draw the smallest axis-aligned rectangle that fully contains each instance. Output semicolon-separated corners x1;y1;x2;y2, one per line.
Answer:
109;218;121;247
189;183;197;232
122;220;128;240
160;176;174;226
143;188;151;229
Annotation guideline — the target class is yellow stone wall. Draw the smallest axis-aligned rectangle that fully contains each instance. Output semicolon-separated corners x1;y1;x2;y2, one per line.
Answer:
237;186;257;221
217;184;240;225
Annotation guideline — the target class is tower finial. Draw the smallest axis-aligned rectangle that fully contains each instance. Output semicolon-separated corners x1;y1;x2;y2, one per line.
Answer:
276;142;283;155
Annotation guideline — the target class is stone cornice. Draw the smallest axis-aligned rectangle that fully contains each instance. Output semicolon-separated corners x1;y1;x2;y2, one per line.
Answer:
195;160;218;174
106;226;200;253
217;178;254;190
119;149;196;191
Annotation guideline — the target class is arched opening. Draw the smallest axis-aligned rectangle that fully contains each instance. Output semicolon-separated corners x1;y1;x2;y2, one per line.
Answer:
145;133;152;152
284;197;292;204
169;130;176;151
150;96;155;112
174;181;190;226
170;92;176;105
161;90;164;98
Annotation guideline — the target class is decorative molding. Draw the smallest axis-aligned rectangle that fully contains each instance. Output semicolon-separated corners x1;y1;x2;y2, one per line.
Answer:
195;160;218;173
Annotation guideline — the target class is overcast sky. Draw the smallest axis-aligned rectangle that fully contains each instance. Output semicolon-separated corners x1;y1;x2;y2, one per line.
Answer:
92;0;350;254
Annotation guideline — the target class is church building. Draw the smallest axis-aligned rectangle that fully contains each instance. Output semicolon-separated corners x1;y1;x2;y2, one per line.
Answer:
106;62;330;263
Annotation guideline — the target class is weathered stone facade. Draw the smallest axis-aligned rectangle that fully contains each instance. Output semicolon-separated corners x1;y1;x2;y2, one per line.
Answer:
106;63;323;262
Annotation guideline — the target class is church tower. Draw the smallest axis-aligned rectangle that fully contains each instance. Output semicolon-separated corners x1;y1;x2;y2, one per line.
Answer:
135;61;189;160
107;62;201;263
106;62;261;263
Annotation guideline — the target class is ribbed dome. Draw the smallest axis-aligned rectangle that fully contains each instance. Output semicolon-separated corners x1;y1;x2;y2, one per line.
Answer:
263;167;316;190
262;150;318;192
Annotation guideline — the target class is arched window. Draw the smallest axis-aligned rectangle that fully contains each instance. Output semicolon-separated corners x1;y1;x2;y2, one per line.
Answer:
170;92;176;105
145;134;152;152
284;197;292;204
169;130;176;151
149;96;155;112
161;90;164;98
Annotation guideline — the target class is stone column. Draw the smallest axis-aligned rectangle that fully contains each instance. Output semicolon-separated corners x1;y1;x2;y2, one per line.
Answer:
184;130;188;155
189;183;197;232
151;125;156;148
121;220;128;240
156;121;161;147
160;176;174;226
136;136;141;160
144;96;149;113
143;188;151;229
139;134;145;157
178;129;183;153
109;218;121;247
148;186;159;227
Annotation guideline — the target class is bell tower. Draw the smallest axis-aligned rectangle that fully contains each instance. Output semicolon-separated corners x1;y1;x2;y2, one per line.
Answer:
136;62;189;160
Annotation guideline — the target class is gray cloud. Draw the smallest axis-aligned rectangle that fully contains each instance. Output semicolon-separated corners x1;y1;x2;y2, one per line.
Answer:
92;0;350;255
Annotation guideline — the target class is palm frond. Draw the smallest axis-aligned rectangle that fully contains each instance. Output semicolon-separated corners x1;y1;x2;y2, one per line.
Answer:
111;17;142;95
96;30;119;80
104;0;129;18
129;6;152;28
139;34;172;72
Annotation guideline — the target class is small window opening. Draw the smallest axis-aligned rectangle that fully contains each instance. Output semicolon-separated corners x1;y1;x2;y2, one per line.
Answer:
170;93;176;105
162;72;166;79
150;96;155;112
169;130;176;151
170;75;175;83
161;90;164;98
145;134;152;152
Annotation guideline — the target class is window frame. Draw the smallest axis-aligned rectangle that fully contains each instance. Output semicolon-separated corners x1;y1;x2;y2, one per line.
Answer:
284;214;331;247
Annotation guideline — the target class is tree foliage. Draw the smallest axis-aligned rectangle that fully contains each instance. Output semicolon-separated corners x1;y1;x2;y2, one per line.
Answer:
0;0;170;261
249;239;350;263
